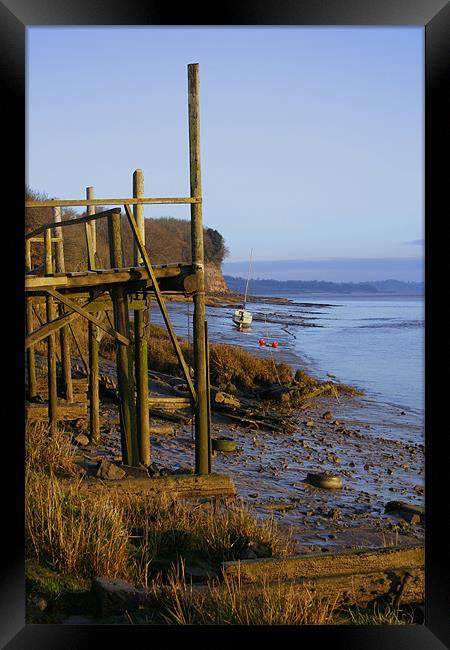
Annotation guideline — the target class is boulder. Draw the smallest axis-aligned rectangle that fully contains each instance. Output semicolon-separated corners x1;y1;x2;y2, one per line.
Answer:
73;433;90;447
95;459;126;480
91;577;145;616
322;411;333;421
214;391;240;408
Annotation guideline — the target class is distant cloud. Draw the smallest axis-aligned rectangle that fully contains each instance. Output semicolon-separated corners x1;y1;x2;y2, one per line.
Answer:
405;239;424;246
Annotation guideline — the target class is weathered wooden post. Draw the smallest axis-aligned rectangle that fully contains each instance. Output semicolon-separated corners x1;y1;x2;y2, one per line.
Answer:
44;227;58;434
188;63;211;474
108;208;139;466
53;206;73;403
25;239;37;400
133;169;150;466
86;187;100;443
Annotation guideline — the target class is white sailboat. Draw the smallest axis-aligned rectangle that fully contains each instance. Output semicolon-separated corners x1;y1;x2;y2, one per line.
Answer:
233;250;253;330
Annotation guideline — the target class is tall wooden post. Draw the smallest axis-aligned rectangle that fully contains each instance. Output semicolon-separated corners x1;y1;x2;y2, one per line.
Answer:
86;187;100;443
133;169;150;466
188;63;210;475
25;239;37;400
53;206;73;402
44;227;58;434
108;208;139;466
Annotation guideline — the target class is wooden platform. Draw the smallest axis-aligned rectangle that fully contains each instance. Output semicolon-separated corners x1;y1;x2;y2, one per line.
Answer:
25;264;197;295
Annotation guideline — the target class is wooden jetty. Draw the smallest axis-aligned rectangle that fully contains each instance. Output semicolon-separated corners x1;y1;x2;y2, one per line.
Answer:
25;64;212;475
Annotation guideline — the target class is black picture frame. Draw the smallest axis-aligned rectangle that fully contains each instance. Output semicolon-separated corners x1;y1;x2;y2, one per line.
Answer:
2;1;448;647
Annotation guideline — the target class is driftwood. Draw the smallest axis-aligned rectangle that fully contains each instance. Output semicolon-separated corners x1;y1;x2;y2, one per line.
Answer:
62;472;236;499
217;545;424;608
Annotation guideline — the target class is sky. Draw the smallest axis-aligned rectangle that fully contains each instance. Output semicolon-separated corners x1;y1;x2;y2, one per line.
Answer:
27;27;424;281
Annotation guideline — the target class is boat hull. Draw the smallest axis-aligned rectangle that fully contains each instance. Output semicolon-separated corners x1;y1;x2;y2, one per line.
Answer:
233;309;252;329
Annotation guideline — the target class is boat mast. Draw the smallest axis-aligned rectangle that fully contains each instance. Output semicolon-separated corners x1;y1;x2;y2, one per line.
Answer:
243;248;253;309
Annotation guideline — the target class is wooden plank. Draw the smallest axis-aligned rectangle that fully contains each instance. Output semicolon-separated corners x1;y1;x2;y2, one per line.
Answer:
64;473;236;499
222;545;424;584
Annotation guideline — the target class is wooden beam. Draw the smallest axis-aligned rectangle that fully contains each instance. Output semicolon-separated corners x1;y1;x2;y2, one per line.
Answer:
25;208;119;240
44;288;130;345
26;197;201;208
124;204;197;404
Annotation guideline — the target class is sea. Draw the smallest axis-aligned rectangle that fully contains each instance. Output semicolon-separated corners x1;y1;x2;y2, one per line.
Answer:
149;292;425;446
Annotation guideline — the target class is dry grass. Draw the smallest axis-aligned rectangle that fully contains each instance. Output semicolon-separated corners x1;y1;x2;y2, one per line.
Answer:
159;561;339;625
25;422;77;478
25;422;294;589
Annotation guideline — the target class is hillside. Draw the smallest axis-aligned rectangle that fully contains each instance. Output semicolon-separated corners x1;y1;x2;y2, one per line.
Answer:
25;188;229;293
224;275;424;295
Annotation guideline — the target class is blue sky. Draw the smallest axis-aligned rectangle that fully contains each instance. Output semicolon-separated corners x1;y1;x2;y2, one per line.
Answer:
27;27;424;281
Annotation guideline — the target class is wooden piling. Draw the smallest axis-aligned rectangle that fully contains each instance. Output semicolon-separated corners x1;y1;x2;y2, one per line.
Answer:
188;63;210;474
108;209;139;466
205;320;212;473
86;187;100;443
133;169;150;466
44;227;58;434
25;239;37;399
53;206;73;402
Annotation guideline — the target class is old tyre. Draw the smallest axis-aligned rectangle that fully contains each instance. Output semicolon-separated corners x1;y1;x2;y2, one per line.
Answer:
212;437;236;453
306;472;343;489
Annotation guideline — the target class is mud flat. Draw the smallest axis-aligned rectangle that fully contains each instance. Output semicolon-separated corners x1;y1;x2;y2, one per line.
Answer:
86;371;424;555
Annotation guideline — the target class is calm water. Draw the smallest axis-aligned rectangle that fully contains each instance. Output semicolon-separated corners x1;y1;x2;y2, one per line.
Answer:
150;293;425;440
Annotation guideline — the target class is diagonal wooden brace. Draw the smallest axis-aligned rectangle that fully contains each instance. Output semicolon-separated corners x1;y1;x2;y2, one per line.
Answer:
26;295;100;350
43;288;130;346
124;204;197;404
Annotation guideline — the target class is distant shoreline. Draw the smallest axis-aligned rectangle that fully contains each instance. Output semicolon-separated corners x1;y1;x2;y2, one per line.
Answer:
223;275;424;296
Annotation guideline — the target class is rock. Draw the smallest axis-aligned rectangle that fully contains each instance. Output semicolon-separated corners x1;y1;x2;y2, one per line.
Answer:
121;464;149;478
240;548;258;560
73;433;90;447
306;420;315;427
92;576;144;616
148;463;161;477
327;508;342;521
322;411;333;421
96;459;126;480
30;596;48;612
364;464;370;471
184;561;217;583
214;392;240;407
75;418;88;431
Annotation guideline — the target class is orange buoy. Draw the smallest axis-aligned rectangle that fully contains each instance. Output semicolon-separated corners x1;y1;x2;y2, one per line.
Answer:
273;340;278;348
259;338;265;346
